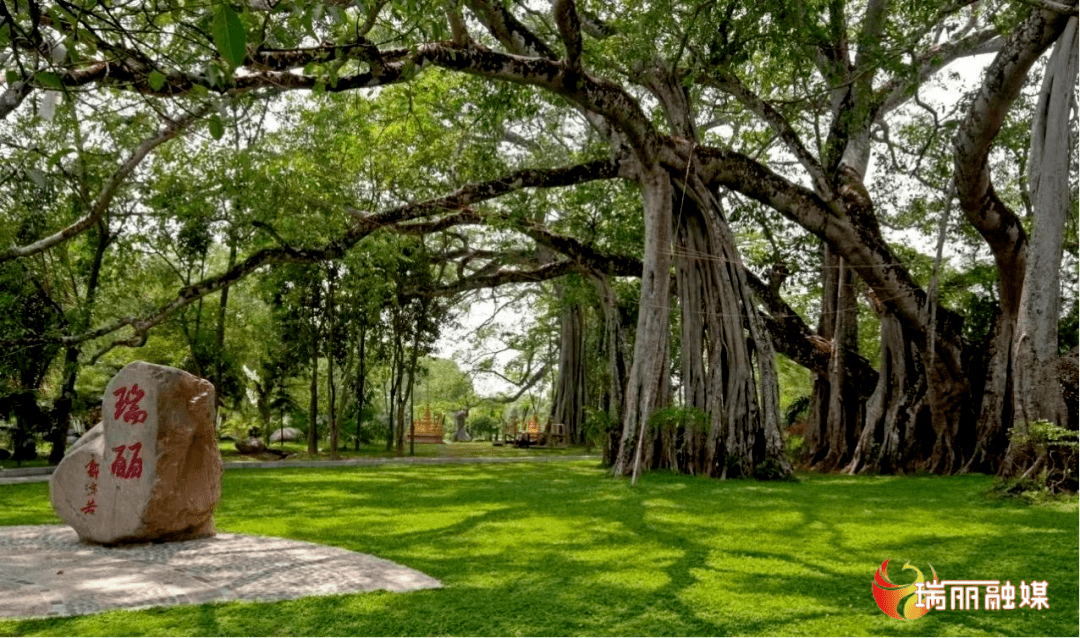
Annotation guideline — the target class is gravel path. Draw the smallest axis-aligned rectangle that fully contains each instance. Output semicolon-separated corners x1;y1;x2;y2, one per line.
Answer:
0;525;441;619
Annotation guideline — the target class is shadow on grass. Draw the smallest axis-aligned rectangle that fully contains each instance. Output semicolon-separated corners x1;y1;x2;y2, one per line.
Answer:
1;463;1076;636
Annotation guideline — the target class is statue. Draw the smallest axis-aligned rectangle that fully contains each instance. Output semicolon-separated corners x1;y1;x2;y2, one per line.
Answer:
451;408;471;442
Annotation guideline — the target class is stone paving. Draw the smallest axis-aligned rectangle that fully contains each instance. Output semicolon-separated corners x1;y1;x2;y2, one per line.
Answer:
0;525;441;619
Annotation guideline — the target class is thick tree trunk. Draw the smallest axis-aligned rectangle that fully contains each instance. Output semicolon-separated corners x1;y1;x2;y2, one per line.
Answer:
1002;17;1078;486
923;313;972;474
550;303;585;441
845;298;969;475
846;310;931;473
965;311;1014;472
614;163;673;480
699;189;788;478
657;180;789;479
804;247;863;471
820;259;862;471
590;273;627;463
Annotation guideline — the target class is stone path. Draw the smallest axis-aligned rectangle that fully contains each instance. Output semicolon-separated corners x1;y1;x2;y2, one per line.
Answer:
0;525;441;619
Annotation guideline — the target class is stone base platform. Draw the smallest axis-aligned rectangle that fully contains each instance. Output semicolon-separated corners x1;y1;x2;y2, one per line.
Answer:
0;525;441;619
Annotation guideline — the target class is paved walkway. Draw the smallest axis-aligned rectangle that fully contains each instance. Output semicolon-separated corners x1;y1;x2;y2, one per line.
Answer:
0;454;600;485
0;525;441;619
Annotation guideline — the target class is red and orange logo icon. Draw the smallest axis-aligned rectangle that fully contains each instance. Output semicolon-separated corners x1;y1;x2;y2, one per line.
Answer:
873;559;938;619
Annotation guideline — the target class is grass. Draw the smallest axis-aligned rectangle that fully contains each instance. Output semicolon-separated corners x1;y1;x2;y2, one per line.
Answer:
0;463;1076;636
0;457;50;471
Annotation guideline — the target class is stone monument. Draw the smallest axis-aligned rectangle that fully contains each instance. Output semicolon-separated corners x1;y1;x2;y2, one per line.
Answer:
50;361;222;545
451;408;471;442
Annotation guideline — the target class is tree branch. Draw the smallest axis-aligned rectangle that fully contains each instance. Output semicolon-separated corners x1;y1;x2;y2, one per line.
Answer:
553;0;583;71
953;3;1073;315
703;70;835;200
1017;0;1080;16
876;28;1005;116
1;159;619;348
744;271;877;395
0;81;33;121
424;260;579;297
0;106;209;262
465;0;557;58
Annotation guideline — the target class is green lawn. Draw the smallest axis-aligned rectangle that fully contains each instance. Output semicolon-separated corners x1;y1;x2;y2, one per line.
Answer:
1;463;1076;636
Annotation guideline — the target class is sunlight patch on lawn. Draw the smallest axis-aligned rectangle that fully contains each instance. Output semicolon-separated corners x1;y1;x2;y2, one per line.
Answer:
579;567;672;591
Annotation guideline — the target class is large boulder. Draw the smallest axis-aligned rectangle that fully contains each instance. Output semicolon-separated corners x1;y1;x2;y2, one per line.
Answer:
268;427;302;443
235;437;267;454
50;362;222;545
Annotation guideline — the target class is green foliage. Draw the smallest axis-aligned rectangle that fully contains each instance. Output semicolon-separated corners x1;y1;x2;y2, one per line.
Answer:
466;414;499;440
776;355;812;416
348;417;382;447
412;358;476;410
999;420;1079;497
32;72;63;90
1014;420;1080;451
583;406;620;437
753;457;796;481
783;394;812;427
211;4;247;69
991;473;1078;506
147;70;167;91
647;406;709;433
785;433;805;464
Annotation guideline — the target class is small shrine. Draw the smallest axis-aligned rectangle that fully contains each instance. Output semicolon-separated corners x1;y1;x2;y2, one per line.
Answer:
408;406;445;444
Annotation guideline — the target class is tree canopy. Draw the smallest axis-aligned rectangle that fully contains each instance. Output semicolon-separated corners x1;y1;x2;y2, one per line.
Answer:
1;1;1076;487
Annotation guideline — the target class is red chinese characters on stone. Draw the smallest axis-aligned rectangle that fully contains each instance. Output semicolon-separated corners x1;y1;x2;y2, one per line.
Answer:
112;385;148;424
110;442;144;479
82;459;100;515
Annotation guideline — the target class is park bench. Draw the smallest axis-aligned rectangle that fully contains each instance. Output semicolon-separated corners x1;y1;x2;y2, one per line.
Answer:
548;422;569;448
408;407;445;444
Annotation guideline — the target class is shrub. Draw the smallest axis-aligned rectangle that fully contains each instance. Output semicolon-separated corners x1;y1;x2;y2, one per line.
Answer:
647;406;709;433
468;415;499;440
583;407;621;453
785;434;805;464
783;395;811;427
997;420;1078;496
